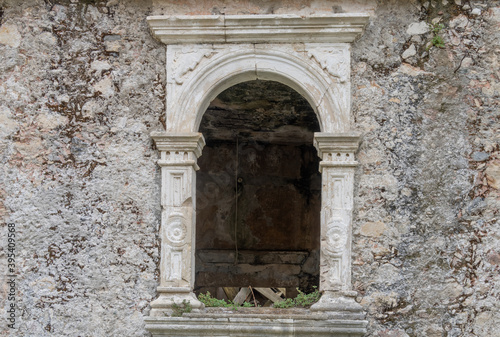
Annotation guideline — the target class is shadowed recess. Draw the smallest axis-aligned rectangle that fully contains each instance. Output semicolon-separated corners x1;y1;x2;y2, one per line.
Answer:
195;80;321;297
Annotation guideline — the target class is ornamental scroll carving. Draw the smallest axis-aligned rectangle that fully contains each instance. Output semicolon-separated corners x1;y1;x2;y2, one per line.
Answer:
171;46;214;85
307;47;350;83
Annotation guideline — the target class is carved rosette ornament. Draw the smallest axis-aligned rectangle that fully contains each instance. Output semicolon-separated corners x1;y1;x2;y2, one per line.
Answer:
165;214;187;246
324;218;347;256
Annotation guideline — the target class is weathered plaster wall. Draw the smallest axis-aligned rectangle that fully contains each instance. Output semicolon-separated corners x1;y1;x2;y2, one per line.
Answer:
0;0;164;335
151;0;377;16
0;0;499;336
351;2;500;336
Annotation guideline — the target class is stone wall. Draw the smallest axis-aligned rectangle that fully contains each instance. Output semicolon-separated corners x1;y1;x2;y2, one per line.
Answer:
0;0;164;335
351;2;500;336
1;0;499;336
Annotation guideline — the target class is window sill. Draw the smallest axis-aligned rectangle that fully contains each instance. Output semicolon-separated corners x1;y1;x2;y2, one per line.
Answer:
145;307;367;336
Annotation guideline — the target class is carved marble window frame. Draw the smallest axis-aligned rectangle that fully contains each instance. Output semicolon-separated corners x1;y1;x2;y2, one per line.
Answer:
145;14;370;336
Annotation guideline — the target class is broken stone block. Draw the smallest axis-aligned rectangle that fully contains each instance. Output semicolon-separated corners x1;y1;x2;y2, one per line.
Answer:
406;22;430;35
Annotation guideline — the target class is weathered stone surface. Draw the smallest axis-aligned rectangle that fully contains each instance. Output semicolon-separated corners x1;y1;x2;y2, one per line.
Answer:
351;1;500;336
472;151;490;162
360;221;387;237
401;44;416;59
151;0;376;16
406;21;430;35
374;329;410;337
486;160;500;189
0;23;21;47
0;0;498;336
0;105;18;139
0;0;165;335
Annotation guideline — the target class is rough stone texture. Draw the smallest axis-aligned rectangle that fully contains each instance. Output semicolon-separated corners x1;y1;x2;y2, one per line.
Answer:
351;1;500;336
199;80;320;142
0;0;164;336
1;1;499;337
151;0;377;16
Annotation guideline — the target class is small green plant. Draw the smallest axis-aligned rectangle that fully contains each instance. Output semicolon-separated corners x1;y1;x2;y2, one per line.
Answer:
273;298;295;308
273;287;321;309
431;22;445;34
171;300;192;317
429;22;445;49
431;35;445;48
198;291;254;310
198;292;229;307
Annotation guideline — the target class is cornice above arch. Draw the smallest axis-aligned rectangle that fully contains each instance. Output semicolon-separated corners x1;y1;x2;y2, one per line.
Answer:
147;14;370;44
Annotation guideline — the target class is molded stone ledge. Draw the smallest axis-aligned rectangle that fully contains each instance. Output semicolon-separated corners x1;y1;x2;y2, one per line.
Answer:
151;132;206;168
313;132;361;154
145;308;367;337
147;14;370;44
151;132;205;155
314;132;361;169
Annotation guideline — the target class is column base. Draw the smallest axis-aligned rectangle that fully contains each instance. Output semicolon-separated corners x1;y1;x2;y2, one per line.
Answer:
310;290;363;313
149;287;205;317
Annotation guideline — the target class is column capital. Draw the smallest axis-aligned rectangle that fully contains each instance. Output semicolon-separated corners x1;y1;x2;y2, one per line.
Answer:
314;132;361;169
151;131;205;155
151;132;205;169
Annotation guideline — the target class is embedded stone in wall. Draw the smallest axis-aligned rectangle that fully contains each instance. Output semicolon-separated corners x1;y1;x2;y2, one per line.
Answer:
360;221;387;237
486;160;500;189
0;23;21;48
406;21;430;35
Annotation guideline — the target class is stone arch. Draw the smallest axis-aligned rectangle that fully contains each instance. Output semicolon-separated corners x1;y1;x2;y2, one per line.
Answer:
165;49;350;134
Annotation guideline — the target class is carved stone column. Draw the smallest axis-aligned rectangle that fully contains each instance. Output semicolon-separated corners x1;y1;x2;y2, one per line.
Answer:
150;132;205;316
311;132;362;313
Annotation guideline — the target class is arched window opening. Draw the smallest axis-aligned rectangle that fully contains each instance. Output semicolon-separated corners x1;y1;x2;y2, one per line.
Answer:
195;80;321;303
146;15;369;335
